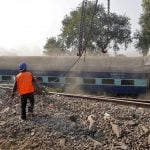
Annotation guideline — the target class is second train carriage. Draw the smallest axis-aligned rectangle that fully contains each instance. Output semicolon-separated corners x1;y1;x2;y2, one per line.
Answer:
0;56;150;96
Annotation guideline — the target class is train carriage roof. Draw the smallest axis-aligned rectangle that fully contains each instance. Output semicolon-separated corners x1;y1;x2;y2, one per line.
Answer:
0;56;150;73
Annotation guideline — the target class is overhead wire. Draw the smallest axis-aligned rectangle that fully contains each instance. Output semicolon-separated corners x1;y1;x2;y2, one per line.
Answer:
63;0;100;74
47;0;110;81
77;0;99;59
77;0;87;57
82;0;98;61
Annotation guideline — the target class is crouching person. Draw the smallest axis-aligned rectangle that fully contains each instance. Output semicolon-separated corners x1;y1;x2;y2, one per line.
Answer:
12;63;35;120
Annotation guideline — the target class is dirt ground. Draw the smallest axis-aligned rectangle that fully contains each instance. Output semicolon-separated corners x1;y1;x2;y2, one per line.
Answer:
0;89;150;150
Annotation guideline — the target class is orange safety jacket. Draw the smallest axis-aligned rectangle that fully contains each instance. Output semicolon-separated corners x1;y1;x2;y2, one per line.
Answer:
16;72;34;95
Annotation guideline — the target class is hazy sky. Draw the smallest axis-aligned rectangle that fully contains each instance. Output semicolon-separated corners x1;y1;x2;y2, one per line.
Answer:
0;0;142;56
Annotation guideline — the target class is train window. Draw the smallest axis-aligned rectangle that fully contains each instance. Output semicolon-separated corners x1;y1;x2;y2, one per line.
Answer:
48;77;59;82
36;77;43;82
65;77;76;84
102;79;114;85
2;76;12;81
121;80;134;85
83;78;95;84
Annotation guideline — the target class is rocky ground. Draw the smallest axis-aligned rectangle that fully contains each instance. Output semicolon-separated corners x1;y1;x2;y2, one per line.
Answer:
0;89;150;150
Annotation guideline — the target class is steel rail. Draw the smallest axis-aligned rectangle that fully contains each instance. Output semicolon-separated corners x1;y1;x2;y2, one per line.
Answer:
48;92;150;108
0;85;150;108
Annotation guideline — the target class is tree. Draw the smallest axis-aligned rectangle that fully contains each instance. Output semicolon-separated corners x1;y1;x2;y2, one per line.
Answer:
44;1;132;55
43;37;65;55
134;0;150;56
60;1;132;54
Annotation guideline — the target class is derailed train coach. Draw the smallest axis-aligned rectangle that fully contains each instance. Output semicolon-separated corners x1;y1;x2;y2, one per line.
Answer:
0;56;150;96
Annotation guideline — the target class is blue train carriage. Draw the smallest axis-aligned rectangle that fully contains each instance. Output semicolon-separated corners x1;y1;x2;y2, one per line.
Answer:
28;56;149;96
0;75;15;84
75;56;149;96
33;74;148;96
0;56;149;96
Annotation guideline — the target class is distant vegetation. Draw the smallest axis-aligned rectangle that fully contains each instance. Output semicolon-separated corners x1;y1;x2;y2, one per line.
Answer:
44;1;132;55
44;0;150;56
134;0;150;56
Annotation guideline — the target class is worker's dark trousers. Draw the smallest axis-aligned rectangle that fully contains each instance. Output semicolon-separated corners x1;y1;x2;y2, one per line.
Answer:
20;93;34;120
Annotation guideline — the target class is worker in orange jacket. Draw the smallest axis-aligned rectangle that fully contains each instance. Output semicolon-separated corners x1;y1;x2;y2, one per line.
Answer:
12;63;35;120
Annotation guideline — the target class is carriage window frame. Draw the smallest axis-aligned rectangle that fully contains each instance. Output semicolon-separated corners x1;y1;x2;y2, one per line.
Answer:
102;79;114;85
48;77;59;83
83;78;96;84
65;77;76;84
1;76;12;81
121;79;134;86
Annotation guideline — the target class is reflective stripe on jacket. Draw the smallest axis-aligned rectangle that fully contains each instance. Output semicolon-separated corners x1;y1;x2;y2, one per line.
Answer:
16;72;34;95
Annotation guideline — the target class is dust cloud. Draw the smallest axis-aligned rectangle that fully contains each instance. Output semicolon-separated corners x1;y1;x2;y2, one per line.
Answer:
0;48;18;56
0;55;149;95
0;46;43;56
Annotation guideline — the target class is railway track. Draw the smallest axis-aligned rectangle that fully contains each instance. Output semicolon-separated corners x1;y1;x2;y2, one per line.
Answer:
49;92;150;108
0;85;150;108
